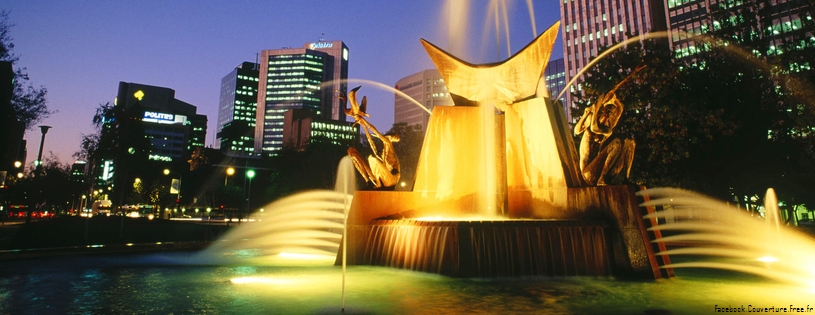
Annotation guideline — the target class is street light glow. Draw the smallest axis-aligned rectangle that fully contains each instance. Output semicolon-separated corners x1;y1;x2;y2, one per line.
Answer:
246;169;256;178
226;167;235;176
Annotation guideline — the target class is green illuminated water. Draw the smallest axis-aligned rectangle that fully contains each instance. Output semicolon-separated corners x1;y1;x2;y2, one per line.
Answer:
1;253;813;314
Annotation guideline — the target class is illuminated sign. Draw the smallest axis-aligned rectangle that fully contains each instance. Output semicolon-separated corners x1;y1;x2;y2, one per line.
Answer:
143;111;187;124
149;155;173;162
309;42;333;49
144;111;174;121
102;160;113;180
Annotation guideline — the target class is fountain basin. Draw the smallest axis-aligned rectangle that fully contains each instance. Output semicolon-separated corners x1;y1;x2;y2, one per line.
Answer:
340;185;668;279
357;219;609;277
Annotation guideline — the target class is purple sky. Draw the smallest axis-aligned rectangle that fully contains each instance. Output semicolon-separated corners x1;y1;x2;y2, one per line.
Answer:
5;0;562;166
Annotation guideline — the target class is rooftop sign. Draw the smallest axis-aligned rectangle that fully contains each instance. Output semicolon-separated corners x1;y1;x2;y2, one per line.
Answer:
143;111;188;124
309;42;333;49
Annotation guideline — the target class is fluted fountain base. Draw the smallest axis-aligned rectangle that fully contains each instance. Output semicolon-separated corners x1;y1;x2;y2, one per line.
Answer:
355;219;610;277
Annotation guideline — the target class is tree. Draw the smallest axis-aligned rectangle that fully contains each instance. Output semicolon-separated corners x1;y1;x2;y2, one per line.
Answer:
263;135;353;202
0;10;51;130
574;1;815;208
8;153;81;221
386;123;424;186
76;101;151;210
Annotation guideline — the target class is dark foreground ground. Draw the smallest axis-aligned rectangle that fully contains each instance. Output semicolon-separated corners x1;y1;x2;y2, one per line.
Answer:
0;216;232;260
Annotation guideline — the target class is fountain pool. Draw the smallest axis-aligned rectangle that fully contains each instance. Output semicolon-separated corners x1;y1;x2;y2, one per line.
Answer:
1;253;813;314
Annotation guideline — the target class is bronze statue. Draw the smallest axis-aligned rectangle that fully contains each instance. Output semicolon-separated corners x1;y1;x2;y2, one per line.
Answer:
574;67;643;186
344;87;401;188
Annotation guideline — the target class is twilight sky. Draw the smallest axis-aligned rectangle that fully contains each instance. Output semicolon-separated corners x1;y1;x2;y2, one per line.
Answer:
5;0;562;166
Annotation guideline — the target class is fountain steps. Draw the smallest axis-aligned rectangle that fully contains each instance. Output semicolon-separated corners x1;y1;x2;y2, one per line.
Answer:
358;219;610;277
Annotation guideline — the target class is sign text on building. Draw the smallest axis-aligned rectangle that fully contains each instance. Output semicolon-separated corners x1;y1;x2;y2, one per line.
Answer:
309;42;333;49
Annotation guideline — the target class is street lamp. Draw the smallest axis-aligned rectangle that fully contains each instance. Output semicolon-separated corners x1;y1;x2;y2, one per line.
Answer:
35;125;52;176
246;169;256;215
225;167;235;186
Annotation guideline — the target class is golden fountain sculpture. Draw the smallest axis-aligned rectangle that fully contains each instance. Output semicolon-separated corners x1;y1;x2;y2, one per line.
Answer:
339;22;668;279
344;86;401;188
573;66;643;186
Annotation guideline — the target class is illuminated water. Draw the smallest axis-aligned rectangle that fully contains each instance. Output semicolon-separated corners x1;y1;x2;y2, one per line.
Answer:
2;253;813;314
641;187;815;288
201;157;355;265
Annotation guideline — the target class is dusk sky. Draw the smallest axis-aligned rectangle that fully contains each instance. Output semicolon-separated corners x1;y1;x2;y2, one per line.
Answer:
5;0;562;166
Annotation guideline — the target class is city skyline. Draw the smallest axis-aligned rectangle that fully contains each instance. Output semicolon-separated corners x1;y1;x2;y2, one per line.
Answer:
4;0;562;166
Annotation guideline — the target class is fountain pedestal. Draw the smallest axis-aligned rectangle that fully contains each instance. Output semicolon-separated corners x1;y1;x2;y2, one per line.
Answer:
337;23;668;278
339;185;665;278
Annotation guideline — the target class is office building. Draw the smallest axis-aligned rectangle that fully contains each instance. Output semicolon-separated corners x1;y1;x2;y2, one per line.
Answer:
559;0;667;123
218;62;259;156
255;40;349;156
116;82;207;161
70;161;87;184
667;0;814;61
93;82;209;208
393;69;454;134
282;108;358;150
544;58;568;112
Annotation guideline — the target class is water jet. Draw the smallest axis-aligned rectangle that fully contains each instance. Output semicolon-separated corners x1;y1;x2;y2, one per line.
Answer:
336;22;668;279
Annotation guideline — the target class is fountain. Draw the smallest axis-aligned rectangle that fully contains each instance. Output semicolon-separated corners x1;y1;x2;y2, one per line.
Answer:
4;6;815;315
334;21;670;279
640;187;815;288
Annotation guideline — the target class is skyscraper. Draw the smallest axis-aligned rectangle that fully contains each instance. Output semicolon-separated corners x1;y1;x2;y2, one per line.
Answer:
255;40;349;156
667;0;814;61
101;82;207;208
116;82;207;161
559;0;667;122
393;69;453;134
543;58;567;108
218;62;259;156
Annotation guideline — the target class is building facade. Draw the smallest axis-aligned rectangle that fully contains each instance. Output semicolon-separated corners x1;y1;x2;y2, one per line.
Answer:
393;69;454;134
282;108;358;150
559;0;667;122
218;62;259;156
99;82;208;208
255;40;349;156
667;0;814;61
543;58;568;111
117;82;207;161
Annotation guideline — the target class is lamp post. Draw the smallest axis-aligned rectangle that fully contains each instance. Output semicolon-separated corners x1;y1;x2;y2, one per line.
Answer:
245;169;255;221
34;125;51;177
225;167;235;186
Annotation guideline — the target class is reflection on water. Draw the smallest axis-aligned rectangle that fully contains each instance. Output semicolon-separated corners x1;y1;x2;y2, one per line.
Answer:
1;253;814;314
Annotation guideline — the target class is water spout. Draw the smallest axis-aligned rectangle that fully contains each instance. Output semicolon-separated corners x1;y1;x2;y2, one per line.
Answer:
639;187;815;289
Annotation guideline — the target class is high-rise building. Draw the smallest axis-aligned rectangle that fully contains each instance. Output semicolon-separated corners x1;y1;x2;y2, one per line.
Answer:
544;58;567;109
218;62;259;156
666;0;814;61
282;108;358;150
255;40;349;156
116;82;208;161
97;82;208;208
70;161;87;184
393;69;454;133
559;0;667;122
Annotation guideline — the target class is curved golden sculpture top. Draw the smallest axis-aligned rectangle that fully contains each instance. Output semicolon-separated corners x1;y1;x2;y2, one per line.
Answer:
420;22;560;110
